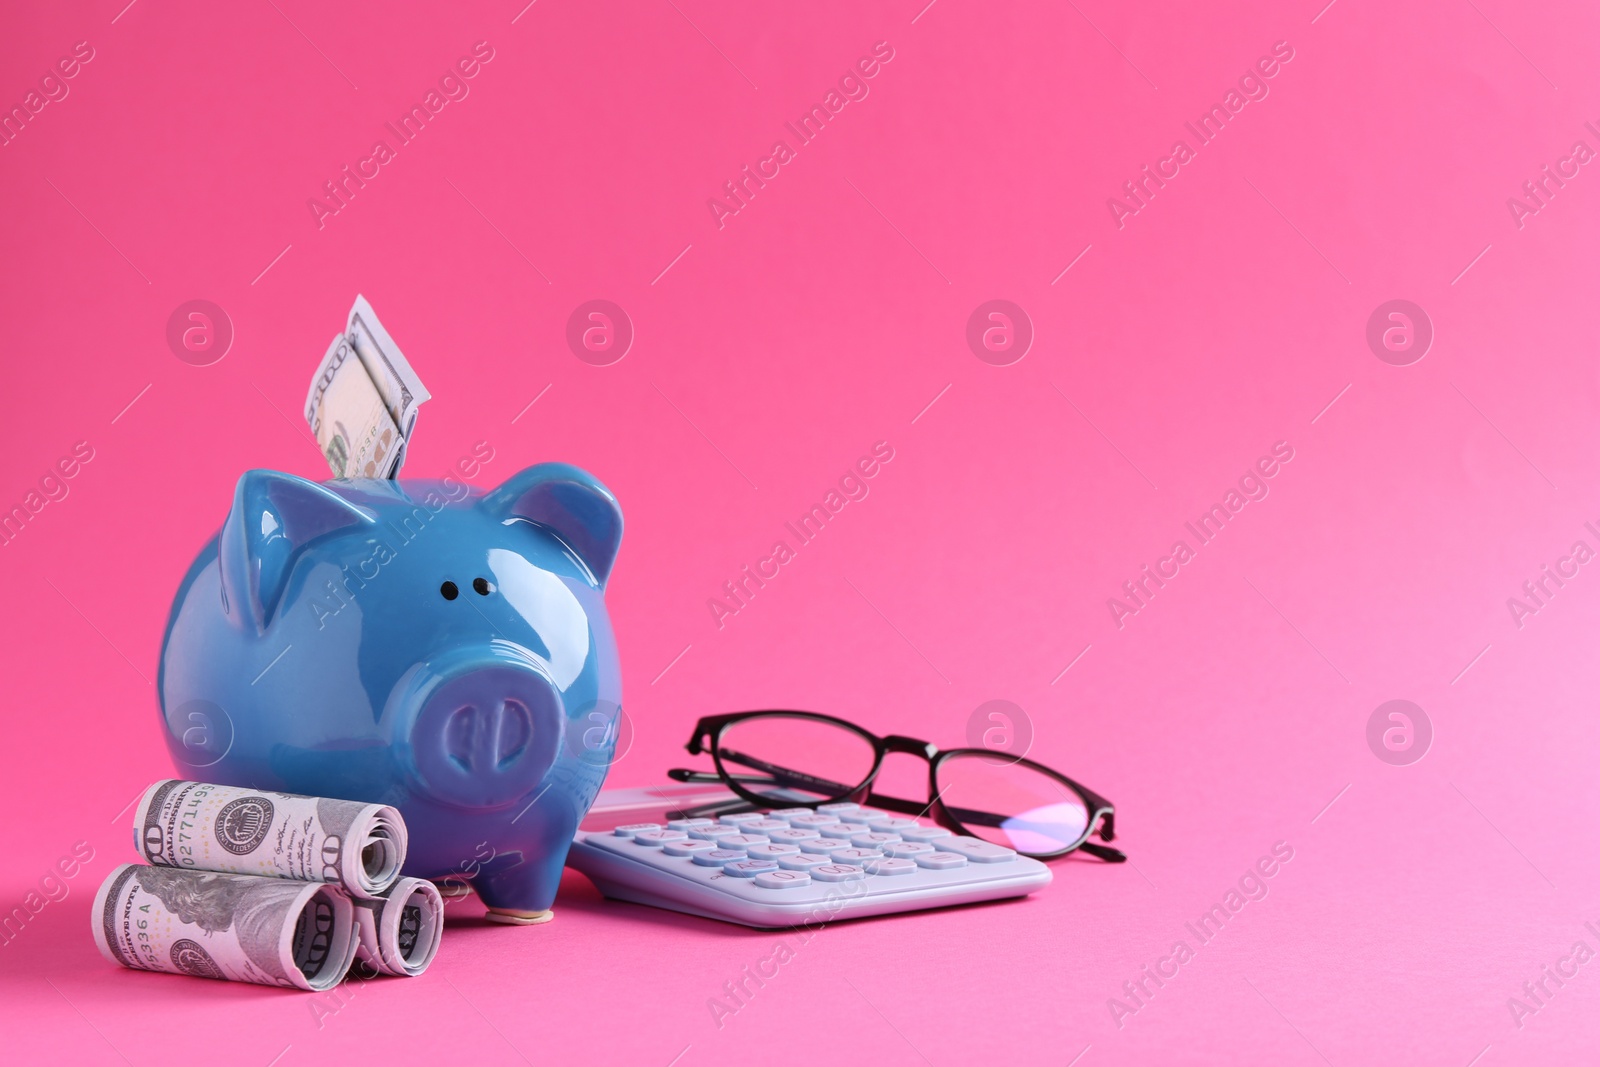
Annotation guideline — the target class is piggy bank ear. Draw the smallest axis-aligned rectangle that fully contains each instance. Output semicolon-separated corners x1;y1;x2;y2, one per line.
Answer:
480;463;623;588
219;470;373;631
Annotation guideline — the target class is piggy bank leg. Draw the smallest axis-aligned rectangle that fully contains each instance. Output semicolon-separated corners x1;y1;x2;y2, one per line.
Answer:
475;861;561;925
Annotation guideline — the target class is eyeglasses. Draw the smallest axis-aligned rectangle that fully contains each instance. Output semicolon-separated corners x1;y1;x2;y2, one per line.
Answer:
667;710;1124;862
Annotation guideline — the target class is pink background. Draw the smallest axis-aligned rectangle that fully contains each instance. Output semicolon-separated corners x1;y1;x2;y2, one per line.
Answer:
3;0;1599;1063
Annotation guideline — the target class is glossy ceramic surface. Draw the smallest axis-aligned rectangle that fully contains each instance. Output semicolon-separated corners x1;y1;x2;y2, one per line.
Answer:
156;463;624;916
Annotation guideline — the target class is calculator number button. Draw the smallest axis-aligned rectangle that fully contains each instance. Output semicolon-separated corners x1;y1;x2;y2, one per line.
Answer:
800;838;849;855
745;844;800;861
688;826;742;841
693;849;748;867
754;870;812;889
764;808;813;820
716;834;770;851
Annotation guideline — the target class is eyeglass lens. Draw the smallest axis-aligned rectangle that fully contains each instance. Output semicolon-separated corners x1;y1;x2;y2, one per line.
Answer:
936;752;1091;854
715;714;877;803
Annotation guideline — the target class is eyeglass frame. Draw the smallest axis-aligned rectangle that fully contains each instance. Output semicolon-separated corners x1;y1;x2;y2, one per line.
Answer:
672;709;1125;862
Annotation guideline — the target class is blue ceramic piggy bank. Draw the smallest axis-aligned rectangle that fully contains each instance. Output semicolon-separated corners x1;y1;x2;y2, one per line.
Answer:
157;463;624;923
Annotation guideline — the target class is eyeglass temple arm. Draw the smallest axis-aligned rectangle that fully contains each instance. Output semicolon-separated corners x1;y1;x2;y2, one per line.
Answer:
1076;841;1126;862
667;768;783;786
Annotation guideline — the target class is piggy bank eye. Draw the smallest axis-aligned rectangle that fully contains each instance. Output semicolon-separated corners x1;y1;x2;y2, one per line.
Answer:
440;581;459;600
473;577;493;596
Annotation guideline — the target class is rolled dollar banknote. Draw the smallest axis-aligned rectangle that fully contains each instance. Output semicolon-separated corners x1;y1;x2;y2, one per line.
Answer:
134;780;406;899
352;877;444;977
93;864;357;991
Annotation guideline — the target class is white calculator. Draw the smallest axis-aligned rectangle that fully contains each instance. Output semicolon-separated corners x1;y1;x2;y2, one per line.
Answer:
566;785;1051;928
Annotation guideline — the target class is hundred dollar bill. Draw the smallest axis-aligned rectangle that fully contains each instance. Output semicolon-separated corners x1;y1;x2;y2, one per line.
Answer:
351;877;444;977
347;294;429;445
304;294;430;479
305;335;403;478
93;864;356;991
134;780;407;900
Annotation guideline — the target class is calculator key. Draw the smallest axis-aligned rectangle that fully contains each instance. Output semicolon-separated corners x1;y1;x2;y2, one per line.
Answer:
850;832;902;849
884;842;936;858
938;838;1017;863
825;822;871;838
800;838;850;855
633;830;688;847
754;870;812;889
765;828;821;846
863;857;918;876
743;819;791;835
666;818;716;831
829;847;884;864
717;834;769;851
914;852;968;870
789;814;842;832
816;802;860;814
778;853;831;871
719;812;767;826
866;817;920;833
693;849;747;867
898;826;953;843
811;864;866;882
688;826;742;841
612;823;661;837
723;859;780;878
764;808;813;820
745;844;800;861
663;839;718;857
854;807;894;821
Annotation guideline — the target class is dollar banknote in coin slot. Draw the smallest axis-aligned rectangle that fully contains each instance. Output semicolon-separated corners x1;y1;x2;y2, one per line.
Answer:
305;295;431;479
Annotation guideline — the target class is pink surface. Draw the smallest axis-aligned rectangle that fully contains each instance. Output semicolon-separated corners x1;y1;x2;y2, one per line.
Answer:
3;0;1599;1063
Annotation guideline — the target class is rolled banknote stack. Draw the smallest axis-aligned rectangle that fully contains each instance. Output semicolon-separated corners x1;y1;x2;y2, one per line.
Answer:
304;295;430;480
92;780;443;990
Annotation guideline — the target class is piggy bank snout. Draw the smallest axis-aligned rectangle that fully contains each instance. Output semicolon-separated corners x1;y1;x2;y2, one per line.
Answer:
400;661;565;810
